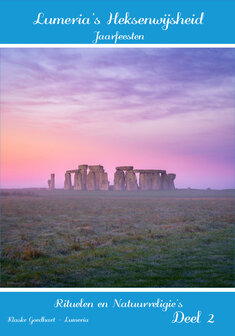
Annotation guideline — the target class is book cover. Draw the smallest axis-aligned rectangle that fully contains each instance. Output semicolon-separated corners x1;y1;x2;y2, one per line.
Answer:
0;0;234;334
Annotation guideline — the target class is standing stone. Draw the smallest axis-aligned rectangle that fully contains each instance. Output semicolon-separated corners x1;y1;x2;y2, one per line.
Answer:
99;172;109;190
50;173;55;190
139;172;152;190
96;170;103;190
125;170;138;191
114;169;125;191
79;165;88;190
88;165;105;190
87;171;96;190
168;173;176;190
91;165;103;190
48;173;55;190
161;172;170;190
139;172;145;190
74;171;82;190
152;172;161;190
64;172;72;190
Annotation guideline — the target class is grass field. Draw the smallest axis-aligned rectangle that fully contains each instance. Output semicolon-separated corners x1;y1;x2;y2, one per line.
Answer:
1;189;234;287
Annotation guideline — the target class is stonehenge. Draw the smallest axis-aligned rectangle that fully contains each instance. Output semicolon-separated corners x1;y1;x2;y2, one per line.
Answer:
139;172;152;191
89;165;109;190
79;165;88;190
87;170;96;190
74;171;82;190
161;172;170;190
134;170;164;191
113;167;176;191
151;172;161;190
64;165;109;191
168;173;176;190
47;173;55;190
99;172;109;190
48;165;176;191
113;169;125;191
125;170;138;191
64;172;72;190
113;167;138;191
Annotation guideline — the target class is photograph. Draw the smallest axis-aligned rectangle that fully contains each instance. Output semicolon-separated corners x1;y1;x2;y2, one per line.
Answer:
1;48;234;288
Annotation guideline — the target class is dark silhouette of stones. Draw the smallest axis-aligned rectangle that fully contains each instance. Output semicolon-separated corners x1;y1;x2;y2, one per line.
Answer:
151;172;161;190
87;171;96;190
114;170;125;190
168;173;176;190
64;172;72;190
161;172;170;190
74;171;82;190
125;170;138;191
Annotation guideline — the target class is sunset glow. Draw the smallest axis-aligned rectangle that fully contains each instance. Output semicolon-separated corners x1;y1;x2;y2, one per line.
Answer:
1;48;234;189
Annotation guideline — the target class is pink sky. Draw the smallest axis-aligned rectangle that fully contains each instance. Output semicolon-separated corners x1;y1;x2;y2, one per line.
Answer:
1;48;235;189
